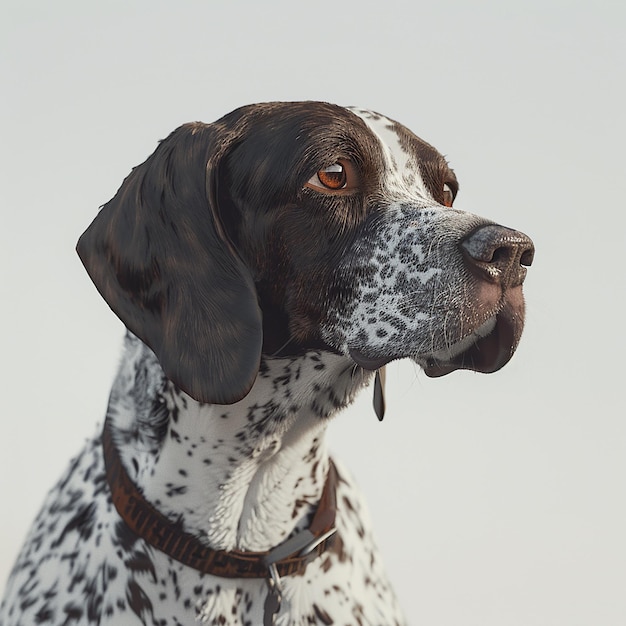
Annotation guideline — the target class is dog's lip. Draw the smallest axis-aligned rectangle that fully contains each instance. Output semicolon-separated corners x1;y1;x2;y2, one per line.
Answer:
348;349;393;371
348;316;507;373
349;293;523;375
422;313;516;377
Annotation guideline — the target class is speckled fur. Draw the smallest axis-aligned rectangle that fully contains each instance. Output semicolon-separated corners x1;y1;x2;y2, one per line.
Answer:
2;338;397;625
1;103;532;625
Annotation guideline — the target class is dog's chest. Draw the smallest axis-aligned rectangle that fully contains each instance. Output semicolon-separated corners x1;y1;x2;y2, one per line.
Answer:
1;432;404;625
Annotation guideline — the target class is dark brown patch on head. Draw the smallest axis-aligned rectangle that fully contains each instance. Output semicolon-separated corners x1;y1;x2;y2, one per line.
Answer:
390;121;459;204
212;102;388;356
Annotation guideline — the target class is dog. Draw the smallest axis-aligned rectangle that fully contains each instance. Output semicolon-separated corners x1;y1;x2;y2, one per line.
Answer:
0;102;534;625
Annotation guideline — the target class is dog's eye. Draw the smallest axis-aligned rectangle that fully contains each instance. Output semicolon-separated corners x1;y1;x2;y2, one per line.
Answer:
443;183;455;207
317;164;346;190
306;161;357;193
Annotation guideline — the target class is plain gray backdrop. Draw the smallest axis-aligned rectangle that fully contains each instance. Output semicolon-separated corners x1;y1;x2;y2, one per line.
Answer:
1;1;625;624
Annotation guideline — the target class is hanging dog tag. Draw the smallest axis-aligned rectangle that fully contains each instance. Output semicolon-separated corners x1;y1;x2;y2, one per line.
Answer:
263;565;282;625
373;367;386;422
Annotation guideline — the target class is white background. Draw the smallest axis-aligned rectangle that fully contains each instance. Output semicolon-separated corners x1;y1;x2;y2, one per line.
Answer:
1;1;625;624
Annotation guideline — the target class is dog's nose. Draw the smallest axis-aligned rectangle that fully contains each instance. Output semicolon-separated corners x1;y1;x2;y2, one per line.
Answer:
461;224;534;288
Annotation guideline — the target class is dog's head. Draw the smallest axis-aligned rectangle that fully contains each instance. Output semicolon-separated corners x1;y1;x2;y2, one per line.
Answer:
77;102;533;405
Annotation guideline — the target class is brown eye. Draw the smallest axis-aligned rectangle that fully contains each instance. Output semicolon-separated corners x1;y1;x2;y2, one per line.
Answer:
443;182;455;207
305;160;358;193
316;163;347;190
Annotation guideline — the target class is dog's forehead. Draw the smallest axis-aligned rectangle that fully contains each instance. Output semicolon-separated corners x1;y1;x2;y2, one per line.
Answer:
347;106;432;198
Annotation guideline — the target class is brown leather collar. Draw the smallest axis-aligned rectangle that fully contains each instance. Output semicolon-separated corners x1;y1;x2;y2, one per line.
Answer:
102;415;339;579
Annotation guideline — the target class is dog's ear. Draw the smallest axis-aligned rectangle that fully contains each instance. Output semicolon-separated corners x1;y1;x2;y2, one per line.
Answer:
77;122;262;405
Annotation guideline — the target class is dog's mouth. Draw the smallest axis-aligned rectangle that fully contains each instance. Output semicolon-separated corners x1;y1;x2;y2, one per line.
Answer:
350;294;525;377
421;312;517;377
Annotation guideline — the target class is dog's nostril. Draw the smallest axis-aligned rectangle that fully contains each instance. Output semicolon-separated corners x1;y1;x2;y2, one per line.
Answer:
520;248;534;267
462;224;534;288
490;246;509;265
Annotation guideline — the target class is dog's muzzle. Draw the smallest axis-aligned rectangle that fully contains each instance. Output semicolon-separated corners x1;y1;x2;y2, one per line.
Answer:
424;224;534;377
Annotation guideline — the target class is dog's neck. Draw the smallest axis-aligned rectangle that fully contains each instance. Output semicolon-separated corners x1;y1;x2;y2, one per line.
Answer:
106;333;370;552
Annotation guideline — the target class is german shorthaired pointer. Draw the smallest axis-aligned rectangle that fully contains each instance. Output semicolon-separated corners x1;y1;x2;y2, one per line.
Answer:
0;102;534;625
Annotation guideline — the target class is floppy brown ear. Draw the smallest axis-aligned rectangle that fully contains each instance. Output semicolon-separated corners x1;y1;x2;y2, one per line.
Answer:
77;122;262;405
